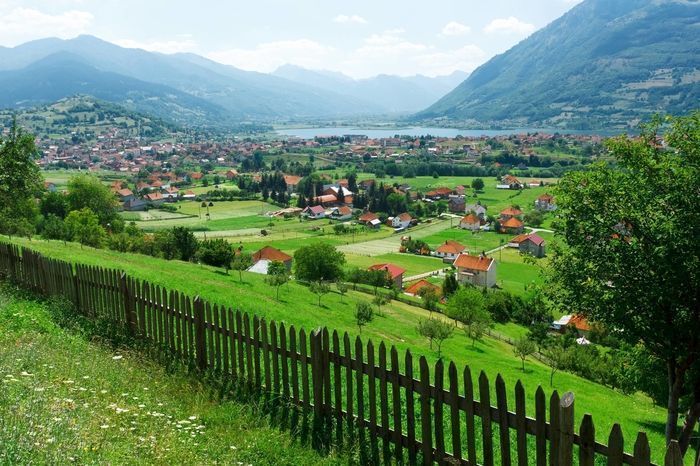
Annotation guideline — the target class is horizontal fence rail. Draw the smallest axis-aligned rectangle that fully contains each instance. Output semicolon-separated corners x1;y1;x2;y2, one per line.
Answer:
0;242;686;466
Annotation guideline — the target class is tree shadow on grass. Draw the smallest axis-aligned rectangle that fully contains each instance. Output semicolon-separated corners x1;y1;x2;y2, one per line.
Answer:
637;419;667;437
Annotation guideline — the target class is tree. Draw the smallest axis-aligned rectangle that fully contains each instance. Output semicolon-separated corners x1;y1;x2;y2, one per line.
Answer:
447;288;491;346
373;294;388;315
471;178;485;192
442;272;459;297
513;337;537;372
66;174;118;226
309;281;330;307
40;191;69;219
417;286;440;313
523;210;544;228
266;261;289;300
41;214;68;242
336;281;348;302
197;239;234;273
354;302;374;334
64;208;106;248
541;343;570;387
417;318;453;358
171;227;199;261
547;114;700;452
0;118;42;237
294;243;346;282
231;251;252;282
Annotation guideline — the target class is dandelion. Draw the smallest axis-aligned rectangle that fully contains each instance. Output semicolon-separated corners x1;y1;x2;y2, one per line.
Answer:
112;355;123;360
100;424;109;429
100;390;108;394
82;376;90;380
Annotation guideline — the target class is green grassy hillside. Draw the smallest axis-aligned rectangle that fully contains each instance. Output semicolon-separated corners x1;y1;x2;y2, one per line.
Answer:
0;284;343;464
5;238;669;461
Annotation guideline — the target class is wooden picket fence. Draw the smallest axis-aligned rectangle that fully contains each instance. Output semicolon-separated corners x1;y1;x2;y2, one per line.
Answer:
0;242;689;466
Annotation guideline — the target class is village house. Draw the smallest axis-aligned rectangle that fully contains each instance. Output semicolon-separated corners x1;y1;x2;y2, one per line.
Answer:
465;203;488;220
144;191;165;207
391;213;413;229
283;175;302;194
500;217;525;234
116;188;135;202
460;213;481;231
551;314;591;339
500;206;523;220
535;193;557;211
225;169;238;180
404;279;441;297
434;240;466;262
358;211;382;229
453;253;497;288
250;246;293;273
497;175;523;190
162;186;179;201
509;233;546;258
181;190;196;201
448;195;466;213
123;198;148;212
329;206;353;221
368;263;406;289
425;187;453;200
302;205;326;220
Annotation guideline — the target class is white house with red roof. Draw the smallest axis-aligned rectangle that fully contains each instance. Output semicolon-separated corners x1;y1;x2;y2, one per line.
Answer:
453;253;496;287
302;205;326;219
368;263;406;289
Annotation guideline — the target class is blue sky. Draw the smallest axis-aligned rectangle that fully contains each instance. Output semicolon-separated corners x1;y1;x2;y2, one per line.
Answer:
0;0;582;78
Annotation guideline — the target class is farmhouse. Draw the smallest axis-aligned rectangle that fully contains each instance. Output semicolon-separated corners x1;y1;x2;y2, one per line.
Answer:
329;206;353;221
465;203;488;220
302;205;326;219
251;246;293;271
500;206;523;220
116;188;135;202
460;213;481;231
552;314;591;337
391;213;413;230
499;217;525;234
535;193;557;211
404;279;441;297
434;240;466;262
497;175;523;190
368;263;406;289
358;211;381;229
283;175;302;193
425;187;453;200
453;253;496;288
225;169;238;180
509;233;546;257
144;191;165;206
448;196;466;213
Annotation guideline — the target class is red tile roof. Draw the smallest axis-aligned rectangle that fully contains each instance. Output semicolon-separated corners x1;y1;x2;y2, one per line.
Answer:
568;315;591;332
511;233;545;246
253;246;292;264
359;212;378;222
453;254;494;272
284;175;302;185
398;213;412;222
436;240;466;255
404;280;440;296
501;217;524;228
537;193;554;202
461;213;480;224
368;263;406;279
500;206;523;216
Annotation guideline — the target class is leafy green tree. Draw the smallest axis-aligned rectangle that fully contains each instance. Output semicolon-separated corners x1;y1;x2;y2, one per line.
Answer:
354;302;374;334
64;208;106;248
471;178;485;192
171;226;199;261
417;286;440;313
541;342;571;388
41;191;69;219
417;318;453;358
386;192;407;216
197;239;234;273
523;210;544;228
0;119;42;236
336;281;348;302
442;272;459;297
41;214;68;242
372;294;388;315
309;281;330;307
294;243;345;282
547;113;700;452
231;250;252;282
66;174;117;226
266;260;289;300
513;337;537;372
447;288;491;346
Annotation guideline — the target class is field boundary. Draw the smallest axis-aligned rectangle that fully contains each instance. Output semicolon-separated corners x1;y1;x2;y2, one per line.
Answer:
0;241;684;466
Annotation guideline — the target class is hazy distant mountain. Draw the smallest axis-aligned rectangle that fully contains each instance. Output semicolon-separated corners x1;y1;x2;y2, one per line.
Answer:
417;0;700;129
0;35;381;124
273;64;469;113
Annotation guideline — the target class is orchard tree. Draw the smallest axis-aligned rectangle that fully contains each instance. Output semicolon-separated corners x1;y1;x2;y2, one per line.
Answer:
471;178;485;192
266;261;289;300
294;243;346;282
171;227;199;261
64;208;106;248
547;113;700;452
513;337;537;372
197;239;234;273
0;118;42;236
417;286;440;314
417;318;453;358
66;174;118;226
354;302;374;334
336;281;348;302
231;250;252;282
309;281;331;307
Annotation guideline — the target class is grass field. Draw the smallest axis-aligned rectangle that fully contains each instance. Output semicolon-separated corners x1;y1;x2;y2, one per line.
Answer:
344;252;446;278
0;284;343;465
5;237;669;461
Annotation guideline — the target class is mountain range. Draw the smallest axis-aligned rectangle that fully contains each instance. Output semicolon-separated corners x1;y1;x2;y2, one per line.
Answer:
416;0;700;129
0;35;465;126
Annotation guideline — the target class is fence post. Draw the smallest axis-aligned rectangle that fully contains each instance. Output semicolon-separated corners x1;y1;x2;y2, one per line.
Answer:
664;440;683;466
193;297;207;371
120;273;136;335
310;327;326;450
558;391;575;466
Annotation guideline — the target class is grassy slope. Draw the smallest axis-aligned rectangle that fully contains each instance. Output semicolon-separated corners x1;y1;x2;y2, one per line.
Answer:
0;285;342;465
6;238;668;461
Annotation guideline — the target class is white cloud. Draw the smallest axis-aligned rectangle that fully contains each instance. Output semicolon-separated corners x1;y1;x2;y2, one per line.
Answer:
441;21;470;37
333;14;367;25
207;39;335;72
113;38;198;54
483;16;536;35
0;7;93;46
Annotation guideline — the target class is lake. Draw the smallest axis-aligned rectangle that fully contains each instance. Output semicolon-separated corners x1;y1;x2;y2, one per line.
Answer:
276;126;607;139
